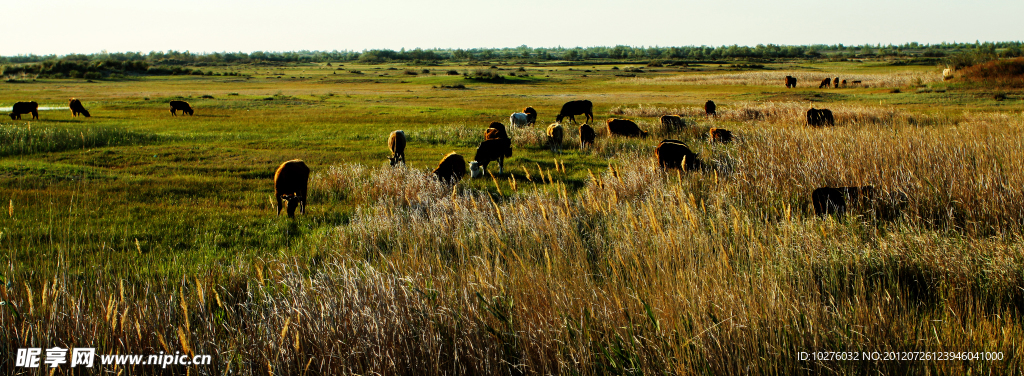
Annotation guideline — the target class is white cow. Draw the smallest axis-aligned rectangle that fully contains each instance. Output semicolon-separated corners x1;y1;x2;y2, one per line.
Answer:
942;67;954;80
509;112;529;128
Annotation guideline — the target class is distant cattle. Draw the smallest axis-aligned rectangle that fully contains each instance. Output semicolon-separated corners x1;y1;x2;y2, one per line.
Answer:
169;100;194;116
709;128;732;143
9;101;39;120
852;80;862;85
523;106;538;125
606;118;648;138
942;68;954;80
546;123;564;153
656;140;705;171
785;76;797;88
69;98;91;117
485;122;509;141
819;78;832;89
660;115;684;132
434;152;467;183
388;130;406;166
841;79;847;87
274;160;310;218
579;123;596;149
704;100;717;117
833;77;839;88
556;100;594;124
806;108;835;127
812;186;874;216
510;112;529;128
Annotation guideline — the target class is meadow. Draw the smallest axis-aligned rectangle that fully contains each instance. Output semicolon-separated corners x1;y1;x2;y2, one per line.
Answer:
0;58;1022;375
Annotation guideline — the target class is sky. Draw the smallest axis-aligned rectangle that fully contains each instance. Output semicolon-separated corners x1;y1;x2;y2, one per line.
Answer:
4;0;1022;56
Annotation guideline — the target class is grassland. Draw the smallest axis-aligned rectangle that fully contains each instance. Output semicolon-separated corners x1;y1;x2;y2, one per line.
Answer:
0;59;1022;375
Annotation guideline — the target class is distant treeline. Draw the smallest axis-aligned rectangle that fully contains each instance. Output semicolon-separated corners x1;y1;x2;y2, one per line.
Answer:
2;42;1021;77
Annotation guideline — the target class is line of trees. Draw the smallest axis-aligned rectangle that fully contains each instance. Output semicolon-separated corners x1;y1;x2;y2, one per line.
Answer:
2;42;1021;68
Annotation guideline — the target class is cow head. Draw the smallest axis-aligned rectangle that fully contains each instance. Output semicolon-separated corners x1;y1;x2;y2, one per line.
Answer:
389;154;402;166
280;193;304;218
469;161;483;178
185;108;194;116
555;114;564;123
8;113;15;120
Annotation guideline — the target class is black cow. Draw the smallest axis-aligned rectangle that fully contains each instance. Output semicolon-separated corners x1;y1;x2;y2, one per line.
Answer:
819;78;832;89
606;118;648;138
434;152;467;183
9;101;38;120
69;98;91;117
704;100;717;117
785;76;797;88
169;100;194;116
807;108;835;127
656;140;705;171
812;186;874;216
274;160;310;218
556;100;594;124
579;123;596;149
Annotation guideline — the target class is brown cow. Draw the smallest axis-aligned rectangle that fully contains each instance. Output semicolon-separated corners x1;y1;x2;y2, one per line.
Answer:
556;100;594;124
660;115;684;132
434;152;467;183
9;101;38;120
169;100;194;116
546;122;564;153
606;118;648;138
818;78;832;89
812;186;874;216
579;123;596;149
69;98;91;117
785;76;797;88
709;128;733;143
807;108;835;127
704;100;717;117
833;77;839;88
388;130;406;166
656;140;705;171
274;160;310;218
523;106;538;125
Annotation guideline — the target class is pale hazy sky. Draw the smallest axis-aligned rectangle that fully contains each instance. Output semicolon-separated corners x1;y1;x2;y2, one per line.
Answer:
4;0;1021;56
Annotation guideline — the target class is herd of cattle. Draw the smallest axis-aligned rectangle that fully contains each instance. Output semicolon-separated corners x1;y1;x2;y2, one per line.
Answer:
3;79;872;219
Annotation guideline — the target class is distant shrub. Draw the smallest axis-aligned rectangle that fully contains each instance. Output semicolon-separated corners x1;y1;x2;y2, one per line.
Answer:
349;70;363;74
83;72;102;79
201;95;215;99
646;61;663;67
435;84;466;89
958;58;1024;88
191;69;204;75
465;69;503;82
446;70;460;75
404;70;418;75
518;67;526;72
994;92;1007;101
228;92;239;96
421;69;431;74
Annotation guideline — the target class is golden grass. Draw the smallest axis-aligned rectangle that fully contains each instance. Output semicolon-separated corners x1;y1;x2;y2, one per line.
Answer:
621;71;942;88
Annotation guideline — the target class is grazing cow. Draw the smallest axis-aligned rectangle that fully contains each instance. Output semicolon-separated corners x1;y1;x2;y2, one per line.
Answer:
704;100;717;117
434;152;467;183
806;108;835;127
819;78;832;89
812;186;875;216
69;98;91;117
546;122;564;153
579;123;596;149
274;160;310;218
485;122;509;141
556;100;594;124
852;80;862;85
709;128;733;143
660;115;684;132
833;77;840;88
470;138;513;177
523;106;538;125
9;101;39;120
841;79;847;87
942;68;953;80
656;140;705;171
785;76;797;88
510;112;529;128
388;130;406;166
169;100;194;116
606;118;648;138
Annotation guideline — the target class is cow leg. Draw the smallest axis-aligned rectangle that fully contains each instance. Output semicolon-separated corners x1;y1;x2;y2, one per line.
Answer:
498;157;503;175
276;196;283;216
32;111;38;120
170;108;176;116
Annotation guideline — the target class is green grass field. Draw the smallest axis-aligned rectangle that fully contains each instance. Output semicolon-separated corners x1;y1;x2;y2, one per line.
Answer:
1;59;1022;374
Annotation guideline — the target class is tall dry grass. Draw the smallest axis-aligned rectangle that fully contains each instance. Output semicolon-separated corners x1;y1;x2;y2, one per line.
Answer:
2;107;1022;374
